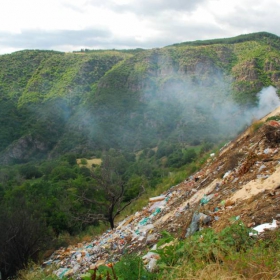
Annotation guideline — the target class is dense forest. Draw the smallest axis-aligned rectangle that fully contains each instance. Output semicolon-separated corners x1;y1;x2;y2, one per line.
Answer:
1;32;280;279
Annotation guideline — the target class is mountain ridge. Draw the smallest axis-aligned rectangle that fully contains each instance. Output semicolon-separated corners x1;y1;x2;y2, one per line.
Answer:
0;32;280;163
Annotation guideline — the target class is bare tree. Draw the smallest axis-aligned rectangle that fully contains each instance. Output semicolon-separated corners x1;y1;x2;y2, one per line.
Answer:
77;154;144;229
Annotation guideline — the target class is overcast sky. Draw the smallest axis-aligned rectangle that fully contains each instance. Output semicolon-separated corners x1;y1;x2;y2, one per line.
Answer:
0;0;279;54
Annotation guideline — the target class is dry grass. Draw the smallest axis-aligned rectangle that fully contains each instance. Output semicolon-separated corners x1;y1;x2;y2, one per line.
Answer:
249;119;264;134
77;158;102;168
158;261;280;280
166;263;245;280
17;263;58;280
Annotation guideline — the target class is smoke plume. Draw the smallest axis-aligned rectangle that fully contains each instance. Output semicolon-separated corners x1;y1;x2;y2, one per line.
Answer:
253;86;280;119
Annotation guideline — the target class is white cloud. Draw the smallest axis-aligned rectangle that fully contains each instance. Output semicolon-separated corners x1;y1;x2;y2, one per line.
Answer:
0;0;279;53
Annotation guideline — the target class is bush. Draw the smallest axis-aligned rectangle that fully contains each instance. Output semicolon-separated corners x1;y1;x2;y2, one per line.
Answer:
50;166;77;181
166;150;184;168
79;166;91;177
250;120;264;133
85;254;155;280
0;202;52;279
80;158;88;165
64;153;77;166
183;148;197;164
266;115;280;122
155;222;256;276
18;164;43;179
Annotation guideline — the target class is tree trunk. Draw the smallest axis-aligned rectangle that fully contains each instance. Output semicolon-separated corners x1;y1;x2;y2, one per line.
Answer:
108;203;115;229
108;216;114;229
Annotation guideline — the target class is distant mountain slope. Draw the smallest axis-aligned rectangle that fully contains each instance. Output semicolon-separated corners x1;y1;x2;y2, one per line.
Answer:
1;32;280;164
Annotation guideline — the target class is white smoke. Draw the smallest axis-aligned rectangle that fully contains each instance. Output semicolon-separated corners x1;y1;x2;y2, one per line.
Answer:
253;86;280;119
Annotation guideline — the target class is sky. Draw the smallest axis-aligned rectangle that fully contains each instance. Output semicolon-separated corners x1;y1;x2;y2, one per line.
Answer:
0;0;279;54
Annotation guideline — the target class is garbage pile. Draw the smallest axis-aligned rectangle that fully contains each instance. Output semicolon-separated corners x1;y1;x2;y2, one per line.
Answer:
46;111;280;279
47;189;194;278
47;173;221;278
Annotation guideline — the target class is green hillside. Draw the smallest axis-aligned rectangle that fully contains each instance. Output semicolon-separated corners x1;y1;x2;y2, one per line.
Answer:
0;32;279;163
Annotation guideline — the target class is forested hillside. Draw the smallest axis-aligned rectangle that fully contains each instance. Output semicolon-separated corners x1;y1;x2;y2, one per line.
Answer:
0;32;280;163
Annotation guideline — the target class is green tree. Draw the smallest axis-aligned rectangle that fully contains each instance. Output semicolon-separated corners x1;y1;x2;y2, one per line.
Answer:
18;164;43;179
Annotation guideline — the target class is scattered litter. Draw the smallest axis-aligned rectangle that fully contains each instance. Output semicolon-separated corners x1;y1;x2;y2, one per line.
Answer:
200;194;214;205
249;219;278;236
223;171;231;179
149;196;165;202
264;148;272;154
229;216;240;222
185;212;212;237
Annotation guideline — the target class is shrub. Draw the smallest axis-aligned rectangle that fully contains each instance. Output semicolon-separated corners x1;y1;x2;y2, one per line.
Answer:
266;115;280;122
64;153;77;166
80;166;91;177
18;164;43;179
84;255;155;280
155;222;256;276
183;148;197;164
0;203;52;279
250;120;264;133
50;166;77;181
80;158;88;165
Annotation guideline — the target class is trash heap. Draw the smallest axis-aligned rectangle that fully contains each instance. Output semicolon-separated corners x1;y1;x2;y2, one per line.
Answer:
46;111;280;279
48;190;193;278
48;174;219;279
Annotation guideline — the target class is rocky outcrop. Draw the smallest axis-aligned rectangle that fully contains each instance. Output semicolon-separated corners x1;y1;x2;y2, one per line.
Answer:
0;135;49;164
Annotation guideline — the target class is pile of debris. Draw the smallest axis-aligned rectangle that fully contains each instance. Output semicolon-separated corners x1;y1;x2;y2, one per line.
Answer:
46;111;280;279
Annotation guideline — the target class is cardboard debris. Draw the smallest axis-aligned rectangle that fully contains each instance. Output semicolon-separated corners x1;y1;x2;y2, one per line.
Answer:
149;196;165;202
230;165;280;202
